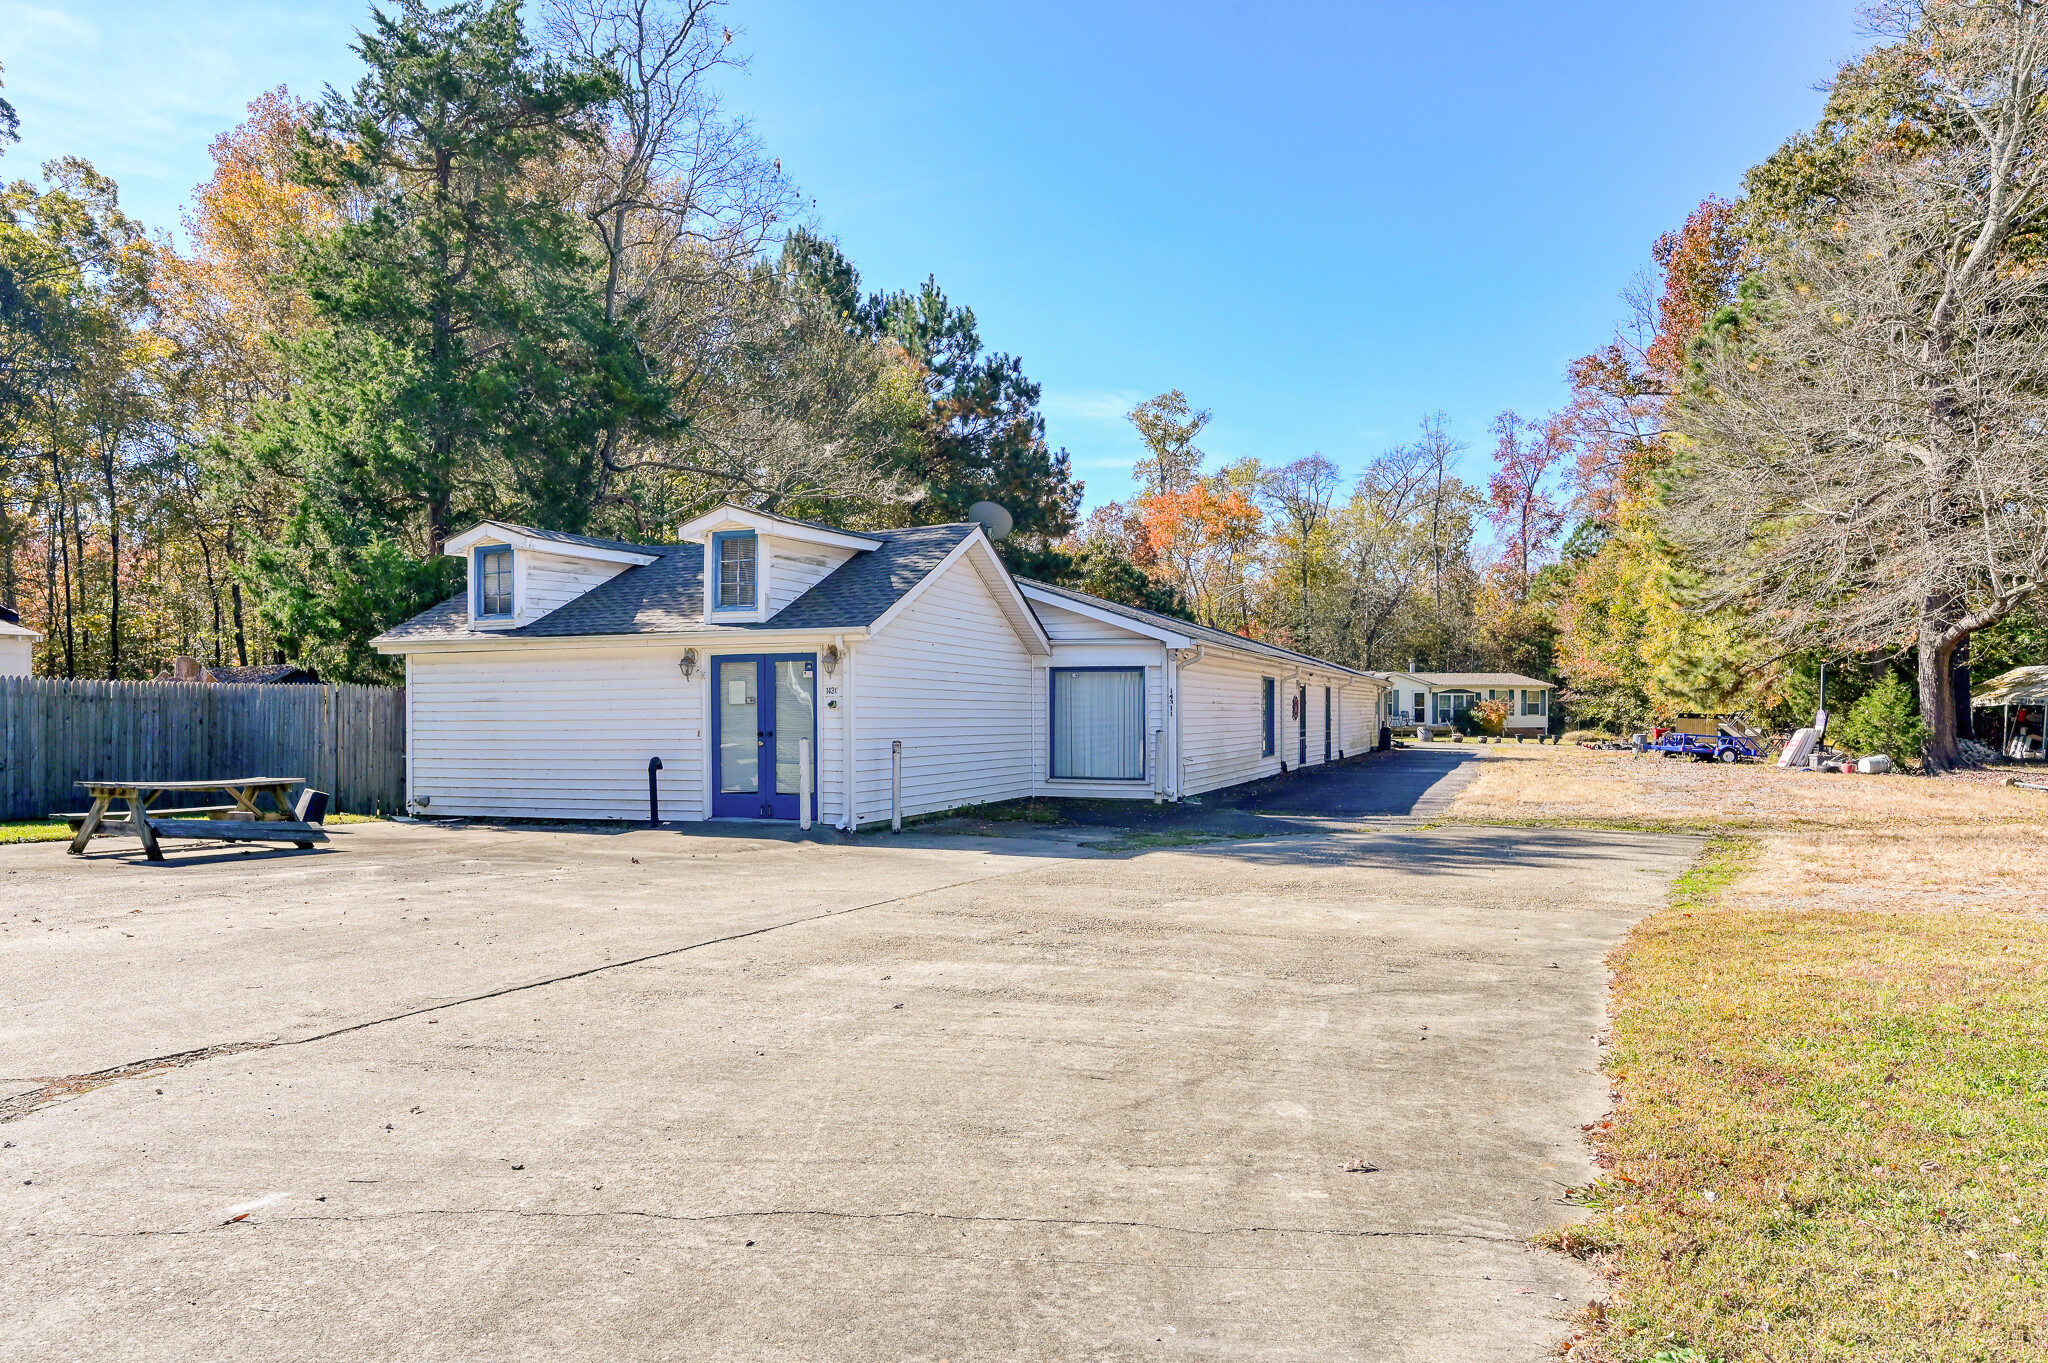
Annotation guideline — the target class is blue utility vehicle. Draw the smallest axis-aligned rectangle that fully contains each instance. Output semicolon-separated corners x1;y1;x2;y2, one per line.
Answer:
1635;715;1766;763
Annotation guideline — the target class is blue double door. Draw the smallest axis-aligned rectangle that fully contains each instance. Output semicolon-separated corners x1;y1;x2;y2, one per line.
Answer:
712;653;818;820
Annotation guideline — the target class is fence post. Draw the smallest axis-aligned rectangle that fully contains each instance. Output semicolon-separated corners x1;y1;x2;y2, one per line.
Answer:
798;737;811;831
890;739;902;833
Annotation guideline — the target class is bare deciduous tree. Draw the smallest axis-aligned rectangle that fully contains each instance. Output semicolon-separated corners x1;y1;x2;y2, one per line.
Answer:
1334;443;1433;668
541;0;807;512
1671;0;2048;768
1264;453;1339;648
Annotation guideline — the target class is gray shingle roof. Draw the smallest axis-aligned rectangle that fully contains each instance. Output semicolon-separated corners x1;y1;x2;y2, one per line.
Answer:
710;505;883;541
481;522;664;557
206;663;320;684
1405;672;1553;689
1018;579;1377;679
376;523;978;644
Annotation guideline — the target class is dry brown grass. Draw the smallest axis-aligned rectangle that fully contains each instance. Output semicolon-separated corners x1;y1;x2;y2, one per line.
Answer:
1449;748;2048;1361
1455;742;2048;836
1456;745;2048;919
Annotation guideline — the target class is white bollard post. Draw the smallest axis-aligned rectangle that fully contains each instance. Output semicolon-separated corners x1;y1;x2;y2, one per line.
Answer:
891;739;903;833
798;737;811;831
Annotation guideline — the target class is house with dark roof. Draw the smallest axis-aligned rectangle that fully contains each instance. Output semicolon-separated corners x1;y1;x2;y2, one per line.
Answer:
1379;669;1556;734
372;505;1389;828
158;656;321;685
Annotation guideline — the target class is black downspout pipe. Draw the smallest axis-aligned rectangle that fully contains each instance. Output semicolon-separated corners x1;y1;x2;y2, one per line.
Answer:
647;756;663;828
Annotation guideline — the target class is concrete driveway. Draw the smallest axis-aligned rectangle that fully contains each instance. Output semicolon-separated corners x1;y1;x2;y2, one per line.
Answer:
1;765;1695;1362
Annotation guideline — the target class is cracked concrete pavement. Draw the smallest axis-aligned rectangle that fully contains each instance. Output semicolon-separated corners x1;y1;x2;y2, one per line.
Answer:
1;796;1697;1361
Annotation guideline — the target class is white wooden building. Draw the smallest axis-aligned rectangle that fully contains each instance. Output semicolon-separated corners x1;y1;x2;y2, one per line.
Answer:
374;506;1389;828
0;608;39;677
1380;670;1555;735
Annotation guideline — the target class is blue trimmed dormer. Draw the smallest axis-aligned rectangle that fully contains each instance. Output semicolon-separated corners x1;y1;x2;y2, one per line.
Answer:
677;504;884;626
711;530;758;613
474;544;514;621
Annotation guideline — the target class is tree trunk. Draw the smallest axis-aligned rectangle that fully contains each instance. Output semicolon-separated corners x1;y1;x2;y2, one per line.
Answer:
1917;605;1961;772
103;450;120;680
225;522;248;666
1950;636;1974;744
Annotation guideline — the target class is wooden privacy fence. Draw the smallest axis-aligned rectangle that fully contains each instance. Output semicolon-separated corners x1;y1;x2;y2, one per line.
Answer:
0;678;404;821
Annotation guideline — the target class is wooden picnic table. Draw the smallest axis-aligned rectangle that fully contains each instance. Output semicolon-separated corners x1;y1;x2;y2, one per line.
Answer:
65;777;328;860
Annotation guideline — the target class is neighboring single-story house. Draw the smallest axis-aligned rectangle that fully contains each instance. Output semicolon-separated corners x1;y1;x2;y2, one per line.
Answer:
373;505;1390;827
0;607;39;677
1379;670;1555;734
157;656;322;685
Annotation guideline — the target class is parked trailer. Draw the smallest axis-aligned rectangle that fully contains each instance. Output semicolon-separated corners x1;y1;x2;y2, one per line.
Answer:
1634;716;1766;764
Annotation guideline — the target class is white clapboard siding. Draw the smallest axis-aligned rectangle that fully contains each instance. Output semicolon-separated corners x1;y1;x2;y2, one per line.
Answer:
518;550;631;626
1031;598;1133;642
0;634;33;676
1031;650;1164;797
1177;650;1284;796
408;647;703;821
1031;598;1163;797
852;555;1034;822
766;540;857;616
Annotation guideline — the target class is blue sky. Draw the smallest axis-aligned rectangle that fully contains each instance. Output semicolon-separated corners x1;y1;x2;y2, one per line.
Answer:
3;0;1866;511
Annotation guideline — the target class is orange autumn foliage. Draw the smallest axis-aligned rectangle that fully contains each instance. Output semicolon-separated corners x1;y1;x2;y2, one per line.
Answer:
156;88;336;421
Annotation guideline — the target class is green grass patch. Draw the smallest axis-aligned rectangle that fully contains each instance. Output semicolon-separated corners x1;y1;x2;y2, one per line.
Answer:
0;812;388;845
1558;835;2048;1361
0;820;73;845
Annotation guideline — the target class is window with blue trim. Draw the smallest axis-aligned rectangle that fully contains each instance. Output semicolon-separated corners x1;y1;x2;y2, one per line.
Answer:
715;532;757;610
1050;668;1146;780
475;546;513;618
1261;676;1276;756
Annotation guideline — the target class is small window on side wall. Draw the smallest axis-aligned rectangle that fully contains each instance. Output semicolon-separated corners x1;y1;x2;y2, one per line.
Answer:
715;531;757;610
475;545;513;618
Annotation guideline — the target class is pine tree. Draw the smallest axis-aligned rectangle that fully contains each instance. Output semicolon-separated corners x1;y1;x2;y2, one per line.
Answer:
241;0;662;682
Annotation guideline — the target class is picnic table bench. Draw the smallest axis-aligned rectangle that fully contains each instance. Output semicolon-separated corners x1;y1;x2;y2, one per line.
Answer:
62;778;328;860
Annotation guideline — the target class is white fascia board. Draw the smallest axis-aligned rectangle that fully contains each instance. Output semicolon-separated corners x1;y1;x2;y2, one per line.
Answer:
371;627;870;656
675;504;882;553
442;521;659;567
1015;583;1194;649
0;621;41;640
867;531;1053;656
1159;631;1378;684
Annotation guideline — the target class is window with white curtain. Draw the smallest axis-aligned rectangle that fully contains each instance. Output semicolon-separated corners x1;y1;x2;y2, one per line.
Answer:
1051;668;1146;780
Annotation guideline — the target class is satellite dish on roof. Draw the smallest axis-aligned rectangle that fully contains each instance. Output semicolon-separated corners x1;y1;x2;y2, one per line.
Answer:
968;501;1014;540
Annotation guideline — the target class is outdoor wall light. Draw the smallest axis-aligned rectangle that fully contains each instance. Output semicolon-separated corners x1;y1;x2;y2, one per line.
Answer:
822;644;841;676
679;648;699;679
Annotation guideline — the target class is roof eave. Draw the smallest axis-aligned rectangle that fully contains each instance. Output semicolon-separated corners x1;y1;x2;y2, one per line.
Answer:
1016;582;1195;648
676;503;883;553
373;625;874;655
443;520;660;567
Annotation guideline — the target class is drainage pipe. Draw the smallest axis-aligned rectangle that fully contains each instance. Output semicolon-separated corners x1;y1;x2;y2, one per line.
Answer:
835;634;854;830
891;740;903;832
646;755;663;828
1170;645;1206;800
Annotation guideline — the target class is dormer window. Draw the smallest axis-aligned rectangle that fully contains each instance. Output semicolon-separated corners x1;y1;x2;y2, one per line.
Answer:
714;531;757;611
475;545;513;619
